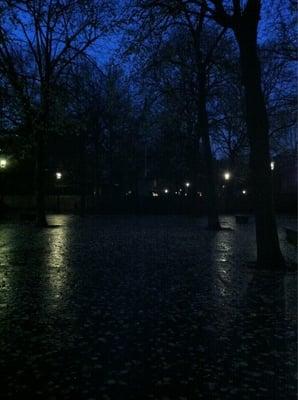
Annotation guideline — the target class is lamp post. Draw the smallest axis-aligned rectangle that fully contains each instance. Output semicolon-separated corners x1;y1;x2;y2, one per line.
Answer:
185;181;191;197
0;158;7;204
223;171;232;213
55;172;62;213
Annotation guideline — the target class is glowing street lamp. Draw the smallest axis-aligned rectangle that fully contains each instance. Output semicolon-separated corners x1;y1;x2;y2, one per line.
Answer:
224;172;231;181
270;161;275;171
185;182;190;188
0;158;7;169
242;189;247;195
164;188;169;194
0;158;7;203
56;172;62;180
55;172;62;212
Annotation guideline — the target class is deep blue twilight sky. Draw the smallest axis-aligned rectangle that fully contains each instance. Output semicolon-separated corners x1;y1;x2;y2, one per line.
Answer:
88;0;292;68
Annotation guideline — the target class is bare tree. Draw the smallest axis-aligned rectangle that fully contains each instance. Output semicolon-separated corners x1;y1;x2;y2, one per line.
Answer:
0;0;114;225
128;0;228;229
206;0;285;268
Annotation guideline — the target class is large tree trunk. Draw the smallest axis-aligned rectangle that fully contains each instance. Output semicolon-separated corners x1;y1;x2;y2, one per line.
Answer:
79;130;87;217
35;81;51;227
93;130;101;210
235;27;284;268
35;129;47;227
198;74;221;230
35;94;48;228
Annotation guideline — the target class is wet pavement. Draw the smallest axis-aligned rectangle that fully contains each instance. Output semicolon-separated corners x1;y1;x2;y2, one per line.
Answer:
0;215;297;400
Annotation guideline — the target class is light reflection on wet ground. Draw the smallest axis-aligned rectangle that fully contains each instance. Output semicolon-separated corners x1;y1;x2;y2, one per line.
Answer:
0;215;296;399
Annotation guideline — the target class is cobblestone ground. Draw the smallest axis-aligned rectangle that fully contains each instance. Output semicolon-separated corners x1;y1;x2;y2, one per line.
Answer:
0;215;297;400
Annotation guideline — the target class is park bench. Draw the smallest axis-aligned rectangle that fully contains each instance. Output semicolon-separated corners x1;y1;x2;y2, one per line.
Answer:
285;227;297;246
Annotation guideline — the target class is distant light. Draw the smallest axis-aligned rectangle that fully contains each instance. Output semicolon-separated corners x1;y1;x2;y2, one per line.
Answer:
270;161;275;171
224;172;231;181
242;190;247;195
0;159;7;169
164;189;169;194
152;192;159;197
197;192;203;197
185;182;190;187
56;172;62;180
184;193;187;197
175;191;178;195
